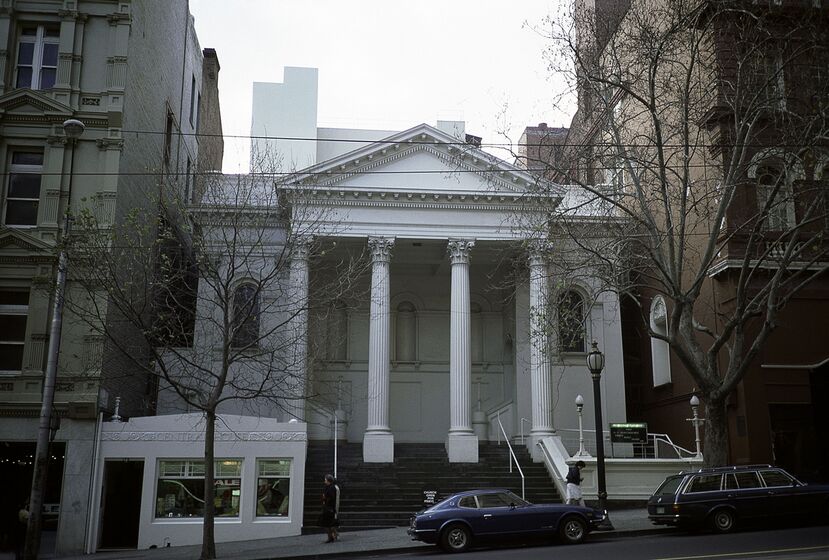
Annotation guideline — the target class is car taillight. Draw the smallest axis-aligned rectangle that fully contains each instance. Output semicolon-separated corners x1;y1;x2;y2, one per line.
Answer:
672;504;681;512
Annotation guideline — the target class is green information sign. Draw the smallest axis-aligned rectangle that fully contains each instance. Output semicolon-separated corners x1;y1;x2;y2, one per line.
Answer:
609;422;648;444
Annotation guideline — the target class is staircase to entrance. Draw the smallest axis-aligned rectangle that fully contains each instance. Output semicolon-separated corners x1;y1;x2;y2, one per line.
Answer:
303;442;560;529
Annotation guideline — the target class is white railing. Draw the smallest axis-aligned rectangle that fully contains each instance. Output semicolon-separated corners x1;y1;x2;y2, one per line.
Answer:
496;411;525;499
556;428;697;460
519;417;531;445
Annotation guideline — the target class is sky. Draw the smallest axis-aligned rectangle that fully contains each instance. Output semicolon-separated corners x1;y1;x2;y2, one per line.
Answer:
189;0;573;173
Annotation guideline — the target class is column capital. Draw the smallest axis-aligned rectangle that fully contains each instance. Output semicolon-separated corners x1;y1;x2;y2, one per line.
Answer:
527;239;552;265
368;236;395;263
447;239;475;265
291;235;313;262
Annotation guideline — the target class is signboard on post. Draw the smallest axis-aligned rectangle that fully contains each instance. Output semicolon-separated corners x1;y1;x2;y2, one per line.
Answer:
423;490;439;507
610;422;648;444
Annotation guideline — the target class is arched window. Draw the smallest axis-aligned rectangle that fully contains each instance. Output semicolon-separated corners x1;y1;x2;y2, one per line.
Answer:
395;301;417;362
558;290;586;353
650;296;671;387
232;282;259;348
756;164;794;231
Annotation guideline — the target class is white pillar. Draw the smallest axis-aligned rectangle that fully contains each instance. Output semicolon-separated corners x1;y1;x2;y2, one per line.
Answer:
528;241;554;458
363;236;395;462
287;235;312;421
446;239;478;463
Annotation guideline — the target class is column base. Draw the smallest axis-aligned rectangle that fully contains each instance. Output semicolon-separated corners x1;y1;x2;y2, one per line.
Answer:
529;431;555;462
363;431;394;463
446;432;479;463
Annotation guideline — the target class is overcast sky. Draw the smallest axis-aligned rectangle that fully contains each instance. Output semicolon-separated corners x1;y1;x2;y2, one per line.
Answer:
189;0;572;173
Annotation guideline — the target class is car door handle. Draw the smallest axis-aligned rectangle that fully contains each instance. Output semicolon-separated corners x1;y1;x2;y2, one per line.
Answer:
727;494;735;499
483;514;492;519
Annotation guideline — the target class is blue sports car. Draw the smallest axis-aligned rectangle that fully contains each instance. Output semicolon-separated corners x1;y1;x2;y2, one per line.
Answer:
408;488;608;552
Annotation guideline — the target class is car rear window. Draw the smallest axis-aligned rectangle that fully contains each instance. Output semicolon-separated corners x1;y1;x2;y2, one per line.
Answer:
654;476;683;496
760;470;792;487
458;496;477;508
686;474;722;493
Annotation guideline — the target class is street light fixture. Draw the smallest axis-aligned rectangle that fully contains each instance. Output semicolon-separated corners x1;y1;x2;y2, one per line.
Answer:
25;119;84;560
688;395;704;459
575;395;589;457
586;341;613;529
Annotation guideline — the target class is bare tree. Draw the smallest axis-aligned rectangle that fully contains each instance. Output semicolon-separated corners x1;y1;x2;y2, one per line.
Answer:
517;0;829;466
64;166;366;558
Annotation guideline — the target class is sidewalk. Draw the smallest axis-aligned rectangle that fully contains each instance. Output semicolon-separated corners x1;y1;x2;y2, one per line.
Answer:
42;509;667;560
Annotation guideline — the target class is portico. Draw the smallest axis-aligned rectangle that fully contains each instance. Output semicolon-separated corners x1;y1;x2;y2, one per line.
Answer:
284;123;627;463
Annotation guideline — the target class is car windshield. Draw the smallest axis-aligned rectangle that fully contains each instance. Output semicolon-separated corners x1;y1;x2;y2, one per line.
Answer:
654;476;683;496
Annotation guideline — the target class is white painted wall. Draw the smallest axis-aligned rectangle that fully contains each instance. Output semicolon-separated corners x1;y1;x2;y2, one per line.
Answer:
93;414;306;550
251;67;318;171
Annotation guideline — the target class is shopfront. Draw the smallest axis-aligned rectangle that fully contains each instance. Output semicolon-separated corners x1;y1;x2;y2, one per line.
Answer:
90;414;306;550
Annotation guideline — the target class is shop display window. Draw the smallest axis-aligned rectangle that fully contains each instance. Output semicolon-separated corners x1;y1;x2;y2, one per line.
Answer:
256;459;291;517
155;459;242;518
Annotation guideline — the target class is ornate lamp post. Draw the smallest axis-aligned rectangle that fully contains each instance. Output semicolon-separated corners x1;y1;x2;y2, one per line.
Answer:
688;395;705;459
587;341;613;529
575;395;589;457
25;118;85;560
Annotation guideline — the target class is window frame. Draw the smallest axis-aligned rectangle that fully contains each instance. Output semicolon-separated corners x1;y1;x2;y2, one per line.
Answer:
0;289;29;374
683;474;723;494
255;458;292;518
155;458;242;519
558;289;588;354
755;164;795;231
3;150;44;227
15;24;60;91
231;282;260;348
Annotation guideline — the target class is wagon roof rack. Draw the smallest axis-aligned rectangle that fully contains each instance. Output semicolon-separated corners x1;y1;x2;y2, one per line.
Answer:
692;464;774;473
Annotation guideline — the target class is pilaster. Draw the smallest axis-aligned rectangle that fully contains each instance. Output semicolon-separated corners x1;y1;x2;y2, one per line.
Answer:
286;235;312;422
528;241;555;459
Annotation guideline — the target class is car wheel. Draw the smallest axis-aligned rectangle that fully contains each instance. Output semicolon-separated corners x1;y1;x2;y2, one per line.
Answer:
709;508;736;533
559;515;587;544
440;523;472;553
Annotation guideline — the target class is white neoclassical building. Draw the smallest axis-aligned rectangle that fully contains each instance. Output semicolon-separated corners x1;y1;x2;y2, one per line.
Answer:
274;120;628;464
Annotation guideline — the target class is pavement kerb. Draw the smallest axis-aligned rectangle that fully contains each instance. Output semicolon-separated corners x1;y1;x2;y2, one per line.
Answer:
259;525;673;560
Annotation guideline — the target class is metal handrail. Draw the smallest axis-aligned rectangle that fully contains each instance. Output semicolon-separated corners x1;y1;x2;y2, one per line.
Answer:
519;417;531;445
554;428;697;459
496;412;525;499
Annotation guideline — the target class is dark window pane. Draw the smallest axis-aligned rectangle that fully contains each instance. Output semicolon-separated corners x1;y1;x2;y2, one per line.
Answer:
735;472;761;489
17;42;34;64
40;68;56;89
760;470;792;487
20;27;37;37
725;474;738;490
44;27;60;38
458;496;476;508
232;284;260;347
5;200;39;225
9;173;42;198
256;477;289;517
155;478;205;518
41;43;58;67
687;475;722;493
12;153;43;165
0;314;27;341
16;67;33;88
0;344;25;370
0;291;29;305
559;291;586;352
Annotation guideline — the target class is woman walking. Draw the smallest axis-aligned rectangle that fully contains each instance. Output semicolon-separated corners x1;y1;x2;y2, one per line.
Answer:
319;474;340;543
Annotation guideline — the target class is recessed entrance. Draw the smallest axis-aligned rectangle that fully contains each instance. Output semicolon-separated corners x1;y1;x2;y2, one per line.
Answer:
99;460;144;549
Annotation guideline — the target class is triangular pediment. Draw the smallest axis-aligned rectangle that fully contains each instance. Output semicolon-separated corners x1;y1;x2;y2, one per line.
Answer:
289;123;564;200
0;228;55;256
0;88;74;118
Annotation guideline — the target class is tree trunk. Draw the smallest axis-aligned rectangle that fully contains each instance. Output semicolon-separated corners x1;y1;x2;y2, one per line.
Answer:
200;410;217;560
702;397;729;467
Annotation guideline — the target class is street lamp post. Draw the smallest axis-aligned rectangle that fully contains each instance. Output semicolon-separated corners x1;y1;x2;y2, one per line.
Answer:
575;395;589;457
687;395;705;459
24;119;85;560
586;341;613;529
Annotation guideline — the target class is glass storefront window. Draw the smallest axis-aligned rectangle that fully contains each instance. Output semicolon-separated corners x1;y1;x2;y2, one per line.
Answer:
155;459;242;518
256;459;291;517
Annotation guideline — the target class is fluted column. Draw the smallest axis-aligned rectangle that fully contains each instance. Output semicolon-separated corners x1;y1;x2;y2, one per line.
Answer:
363;236;395;462
446;239;479;463
528;241;555;455
287;235;312;422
